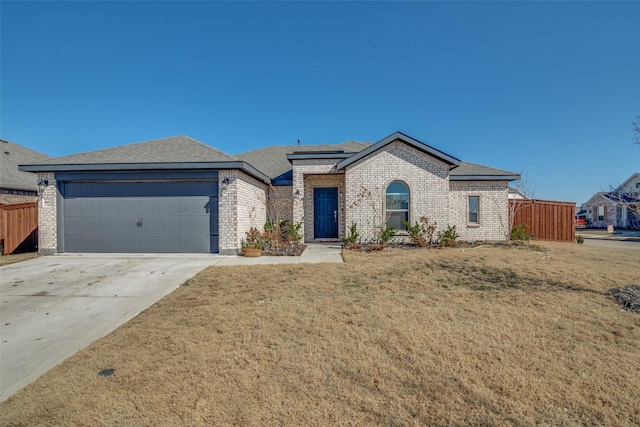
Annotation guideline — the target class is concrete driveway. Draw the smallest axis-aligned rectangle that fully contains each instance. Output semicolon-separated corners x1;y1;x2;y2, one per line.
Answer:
0;254;215;402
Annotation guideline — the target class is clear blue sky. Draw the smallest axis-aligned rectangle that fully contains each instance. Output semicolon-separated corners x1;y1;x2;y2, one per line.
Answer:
2;1;638;204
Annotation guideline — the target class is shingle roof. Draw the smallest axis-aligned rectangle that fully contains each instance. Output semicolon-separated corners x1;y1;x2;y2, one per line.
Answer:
450;161;520;181
236;142;371;179
0;139;51;192
25;135;237;166
18;133;518;183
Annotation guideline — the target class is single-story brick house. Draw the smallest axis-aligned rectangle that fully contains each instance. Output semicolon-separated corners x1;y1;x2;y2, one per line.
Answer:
580;173;640;229
20;131;520;255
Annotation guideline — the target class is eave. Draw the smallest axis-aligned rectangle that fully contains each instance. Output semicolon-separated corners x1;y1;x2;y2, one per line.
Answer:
18;161;272;184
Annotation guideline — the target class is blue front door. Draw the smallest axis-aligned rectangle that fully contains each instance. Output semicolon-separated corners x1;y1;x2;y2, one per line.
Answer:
314;187;339;239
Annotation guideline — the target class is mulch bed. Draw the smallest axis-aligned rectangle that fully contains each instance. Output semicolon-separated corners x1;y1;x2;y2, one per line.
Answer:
262;243;306;256
608;285;640;313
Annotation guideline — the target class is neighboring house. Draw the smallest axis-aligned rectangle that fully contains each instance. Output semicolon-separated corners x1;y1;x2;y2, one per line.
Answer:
508;187;528;200
0;139;50;254
0;139;51;204
581;173;640;228
20;131;520;255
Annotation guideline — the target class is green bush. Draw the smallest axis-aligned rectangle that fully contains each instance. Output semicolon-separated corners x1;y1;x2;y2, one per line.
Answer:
576;234;584;244
437;225;459;247
510;223;530;243
402;216;437;247
379;224;396;244
342;223;359;244
287;221;303;243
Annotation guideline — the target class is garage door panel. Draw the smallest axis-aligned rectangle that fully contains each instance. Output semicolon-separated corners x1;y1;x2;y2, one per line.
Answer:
142;216;209;234
62;181;218;253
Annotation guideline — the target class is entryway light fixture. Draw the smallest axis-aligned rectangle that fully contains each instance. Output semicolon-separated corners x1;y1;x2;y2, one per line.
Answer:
221;178;230;185
37;179;49;193
294;189;301;199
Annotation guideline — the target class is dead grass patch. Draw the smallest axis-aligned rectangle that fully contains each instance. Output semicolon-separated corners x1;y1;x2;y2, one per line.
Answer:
0;252;38;266
1;242;639;426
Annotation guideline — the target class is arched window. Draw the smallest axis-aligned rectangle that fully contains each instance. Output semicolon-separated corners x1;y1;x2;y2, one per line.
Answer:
386;181;409;230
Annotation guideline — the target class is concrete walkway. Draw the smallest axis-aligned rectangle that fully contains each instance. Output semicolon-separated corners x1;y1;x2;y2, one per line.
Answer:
213;243;344;265
0;244;343;402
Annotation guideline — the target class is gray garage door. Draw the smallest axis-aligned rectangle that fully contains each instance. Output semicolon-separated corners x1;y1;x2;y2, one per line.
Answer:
60;181;218;253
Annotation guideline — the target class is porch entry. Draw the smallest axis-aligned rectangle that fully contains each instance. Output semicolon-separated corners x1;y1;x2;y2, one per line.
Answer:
314;187;339;239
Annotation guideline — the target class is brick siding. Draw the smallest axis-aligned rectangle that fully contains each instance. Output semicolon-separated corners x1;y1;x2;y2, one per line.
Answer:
36;172;57;255
218;170;267;254
267;186;294;224
344;141;450;242
449;180;509;241
583;195;619;228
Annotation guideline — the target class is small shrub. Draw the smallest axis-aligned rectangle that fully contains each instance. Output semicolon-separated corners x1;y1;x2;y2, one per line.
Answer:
286;221;303;243
342;223;360;245
437;225;459;247
576;234;584;244
402;216;436;247
344;242;363;251
510;223;530;243
242;227;264;249
379;224;396;244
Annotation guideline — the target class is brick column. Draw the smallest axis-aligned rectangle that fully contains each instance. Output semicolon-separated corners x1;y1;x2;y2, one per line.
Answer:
37;172;57;255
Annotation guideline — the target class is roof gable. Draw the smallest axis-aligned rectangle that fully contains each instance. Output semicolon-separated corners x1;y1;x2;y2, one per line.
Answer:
618;173;640;191
337;132;461;170
582;192;613;207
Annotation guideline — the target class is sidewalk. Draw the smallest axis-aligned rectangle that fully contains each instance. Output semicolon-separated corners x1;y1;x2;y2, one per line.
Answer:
211;243;344;266
577;229;640;241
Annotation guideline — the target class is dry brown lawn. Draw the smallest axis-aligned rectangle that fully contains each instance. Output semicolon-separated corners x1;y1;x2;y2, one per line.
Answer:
0;252;38;266
1;242;639;426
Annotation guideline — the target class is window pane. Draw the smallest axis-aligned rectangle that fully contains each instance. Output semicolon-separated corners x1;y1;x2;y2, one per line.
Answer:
468;196;479;223
387;211;408;230
386;182;408;209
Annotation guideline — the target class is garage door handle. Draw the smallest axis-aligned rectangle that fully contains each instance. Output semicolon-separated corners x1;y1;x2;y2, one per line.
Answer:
136;220;143;228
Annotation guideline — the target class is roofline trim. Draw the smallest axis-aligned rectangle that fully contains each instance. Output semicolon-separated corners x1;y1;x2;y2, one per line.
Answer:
337;131;461;170
286;152;355;161
19;162;272;184
450;174;521;181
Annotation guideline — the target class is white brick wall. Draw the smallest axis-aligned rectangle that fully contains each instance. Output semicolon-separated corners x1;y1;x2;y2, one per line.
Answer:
344;141;450;242
449;180;509;241
36;172;58;255
218;170;267;254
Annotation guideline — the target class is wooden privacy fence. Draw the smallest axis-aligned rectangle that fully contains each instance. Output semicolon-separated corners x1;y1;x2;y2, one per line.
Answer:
510;199;575;242
0;202;38;255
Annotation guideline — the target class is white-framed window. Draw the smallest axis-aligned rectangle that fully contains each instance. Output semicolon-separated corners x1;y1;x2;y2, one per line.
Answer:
385;181;409;231
597;206;605;222
468;195;480;224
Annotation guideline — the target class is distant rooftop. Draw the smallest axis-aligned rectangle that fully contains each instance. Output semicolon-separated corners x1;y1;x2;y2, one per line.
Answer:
0;139;51;192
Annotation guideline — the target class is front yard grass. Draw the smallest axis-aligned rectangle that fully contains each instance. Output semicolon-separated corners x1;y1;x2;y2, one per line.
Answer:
1;242;639;426
0;252;38;266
